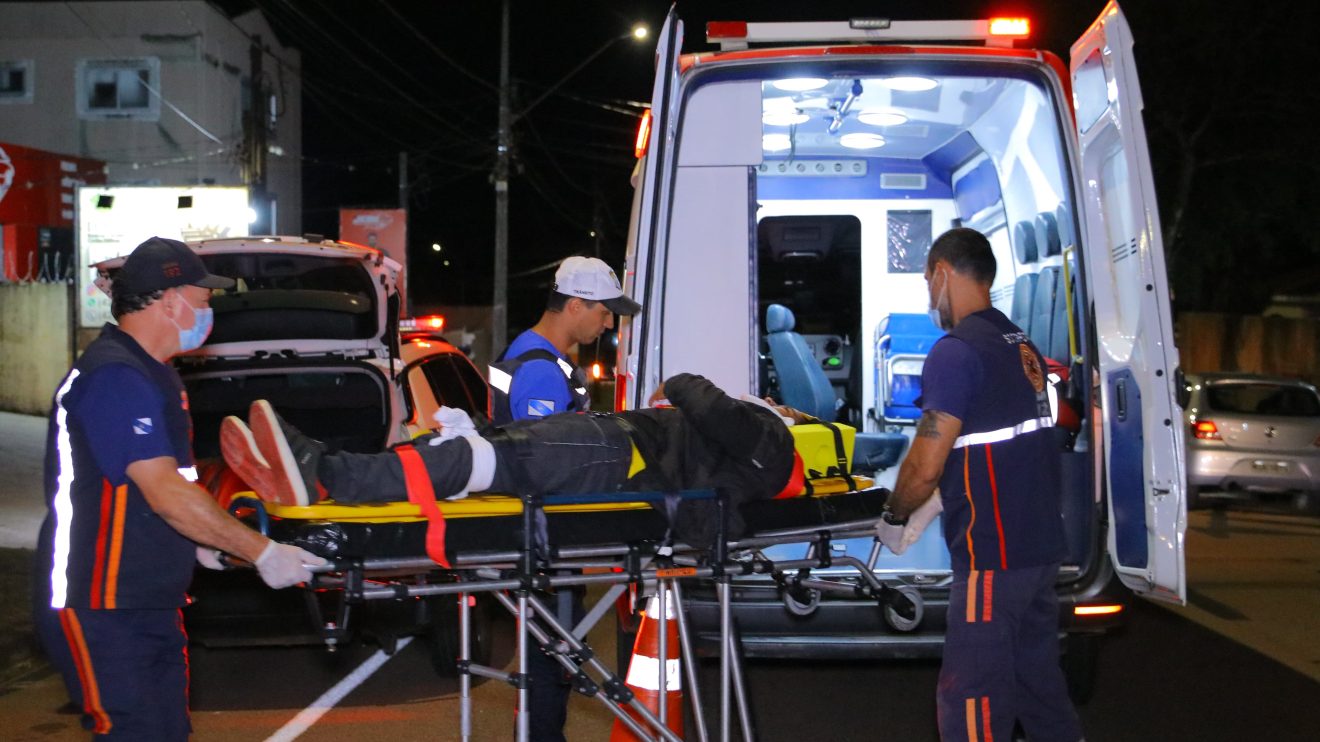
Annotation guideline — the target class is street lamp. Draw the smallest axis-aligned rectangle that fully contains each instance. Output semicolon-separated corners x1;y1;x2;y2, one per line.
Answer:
491;7;649;354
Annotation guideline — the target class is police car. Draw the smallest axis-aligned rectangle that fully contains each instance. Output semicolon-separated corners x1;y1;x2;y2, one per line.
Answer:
614;3;1186;699
94;235;492;669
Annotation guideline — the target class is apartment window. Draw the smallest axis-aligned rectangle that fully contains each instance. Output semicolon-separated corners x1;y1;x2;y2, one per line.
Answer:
77;58;160;120
0;60;34;103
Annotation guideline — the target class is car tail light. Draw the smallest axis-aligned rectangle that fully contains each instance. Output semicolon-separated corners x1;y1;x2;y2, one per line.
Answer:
1192;420;1221;440
591;362;603;380
1075;604;1123;617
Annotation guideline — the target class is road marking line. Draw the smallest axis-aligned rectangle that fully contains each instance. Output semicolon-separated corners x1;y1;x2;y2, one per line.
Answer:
264;637;414;742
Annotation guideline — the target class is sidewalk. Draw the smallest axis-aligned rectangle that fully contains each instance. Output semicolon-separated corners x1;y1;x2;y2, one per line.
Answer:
0;411;47;549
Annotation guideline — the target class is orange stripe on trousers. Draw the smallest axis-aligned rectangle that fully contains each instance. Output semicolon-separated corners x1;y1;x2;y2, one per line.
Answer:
104;485;128;609
59;608;111;734
966;570;980;624
982;696;994;742
964;697;979;742
982;570;994;622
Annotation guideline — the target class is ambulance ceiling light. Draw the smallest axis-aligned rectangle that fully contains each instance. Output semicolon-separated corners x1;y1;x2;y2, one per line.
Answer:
763;110;810;126
840;133;886;150
763;133;793;152
773;77;828;92
857;110;908;127
881;76;938;92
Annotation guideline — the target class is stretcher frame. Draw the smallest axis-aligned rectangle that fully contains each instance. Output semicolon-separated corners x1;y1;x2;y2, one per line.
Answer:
234;485;918;742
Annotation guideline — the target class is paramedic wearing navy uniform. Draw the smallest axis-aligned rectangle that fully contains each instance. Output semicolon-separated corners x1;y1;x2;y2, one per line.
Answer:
32;237;326;740
876;228;1083;742
489;256;640;425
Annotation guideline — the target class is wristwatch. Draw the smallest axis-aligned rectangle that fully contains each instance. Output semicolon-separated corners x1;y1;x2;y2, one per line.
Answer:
881;504;908;526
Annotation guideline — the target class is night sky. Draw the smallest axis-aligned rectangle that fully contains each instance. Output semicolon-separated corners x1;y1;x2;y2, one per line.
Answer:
218;0;1320;325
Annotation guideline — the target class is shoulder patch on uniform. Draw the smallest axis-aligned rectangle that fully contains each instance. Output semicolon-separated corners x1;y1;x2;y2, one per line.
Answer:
133;417;154;435
1019;344;1045;393
527;399;556;417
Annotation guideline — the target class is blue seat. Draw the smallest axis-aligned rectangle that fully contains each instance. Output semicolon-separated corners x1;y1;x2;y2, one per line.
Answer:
1013;220;1038;264
1029;266;1060;356
874;313;944;424
1011;272;1038;330
765;304;839;421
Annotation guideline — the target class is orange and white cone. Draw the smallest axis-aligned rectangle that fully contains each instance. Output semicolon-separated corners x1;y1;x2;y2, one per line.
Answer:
610;592;683;741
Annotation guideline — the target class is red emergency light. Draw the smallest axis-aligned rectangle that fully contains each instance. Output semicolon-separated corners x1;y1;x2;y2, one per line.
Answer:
634;109;652;159
400;315;445;332
988;17;1030;38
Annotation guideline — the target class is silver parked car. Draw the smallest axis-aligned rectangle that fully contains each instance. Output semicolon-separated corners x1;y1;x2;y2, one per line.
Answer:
1184;373;1320;508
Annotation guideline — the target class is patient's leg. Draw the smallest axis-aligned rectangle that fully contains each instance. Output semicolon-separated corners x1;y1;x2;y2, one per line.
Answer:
320;437;475;504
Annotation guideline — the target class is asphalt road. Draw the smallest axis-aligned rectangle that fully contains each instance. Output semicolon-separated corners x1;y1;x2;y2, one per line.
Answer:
3;409;1318;740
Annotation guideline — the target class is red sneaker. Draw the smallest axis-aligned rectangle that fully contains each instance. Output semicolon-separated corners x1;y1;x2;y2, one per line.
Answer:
248;400;324;506
219;416;285;504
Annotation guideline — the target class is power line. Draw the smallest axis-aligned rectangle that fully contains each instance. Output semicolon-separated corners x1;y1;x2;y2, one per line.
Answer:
375;0;499;93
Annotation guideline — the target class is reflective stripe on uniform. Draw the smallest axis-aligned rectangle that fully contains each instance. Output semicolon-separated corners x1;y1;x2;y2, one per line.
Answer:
49;370;81;609
178;466;198;482
488;365;513;394
952;416;1053;449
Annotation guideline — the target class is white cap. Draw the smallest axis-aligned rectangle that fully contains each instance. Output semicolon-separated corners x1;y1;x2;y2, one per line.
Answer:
552;256;641;316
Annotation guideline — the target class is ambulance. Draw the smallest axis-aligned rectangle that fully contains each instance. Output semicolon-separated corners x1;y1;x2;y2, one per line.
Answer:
615;2;1186;695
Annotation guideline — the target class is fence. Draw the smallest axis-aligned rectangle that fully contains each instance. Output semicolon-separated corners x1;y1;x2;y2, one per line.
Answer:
1176;312;1320;385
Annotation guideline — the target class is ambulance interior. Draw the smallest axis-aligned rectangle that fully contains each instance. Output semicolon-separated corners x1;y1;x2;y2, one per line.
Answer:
678;63;1097;573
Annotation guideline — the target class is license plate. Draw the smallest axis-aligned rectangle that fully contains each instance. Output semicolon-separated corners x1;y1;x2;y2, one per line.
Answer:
1251;460;1288;472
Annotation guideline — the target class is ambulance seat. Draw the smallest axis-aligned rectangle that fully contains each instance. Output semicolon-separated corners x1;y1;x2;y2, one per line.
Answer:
874;312;944;424
1029;266;1060;358
765;304;840;422
1010;272;1038;330
1013;220;1038;264
1034;210;1062;258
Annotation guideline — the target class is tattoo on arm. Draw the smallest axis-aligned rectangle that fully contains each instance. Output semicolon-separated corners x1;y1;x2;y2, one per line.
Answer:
915;410;949;439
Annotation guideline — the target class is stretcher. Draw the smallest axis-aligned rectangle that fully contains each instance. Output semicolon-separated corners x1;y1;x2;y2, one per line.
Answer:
224;437;919;741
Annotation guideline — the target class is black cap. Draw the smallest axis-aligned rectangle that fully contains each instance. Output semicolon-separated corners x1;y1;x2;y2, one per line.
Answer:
116;237;234;293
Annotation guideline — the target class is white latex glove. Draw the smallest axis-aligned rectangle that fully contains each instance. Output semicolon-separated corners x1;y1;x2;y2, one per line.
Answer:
899;492;943;552
429;406;479;445
876;512;907;555
255;541;327;589
196;546;225;570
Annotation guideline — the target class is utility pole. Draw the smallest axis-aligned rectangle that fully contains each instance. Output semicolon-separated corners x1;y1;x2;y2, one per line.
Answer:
246;37;268;233
398;150;410;316
492;0;511;354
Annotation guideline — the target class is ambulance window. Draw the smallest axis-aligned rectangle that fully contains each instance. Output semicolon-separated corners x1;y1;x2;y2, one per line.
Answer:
1073;48;1109;134
887;210;932;273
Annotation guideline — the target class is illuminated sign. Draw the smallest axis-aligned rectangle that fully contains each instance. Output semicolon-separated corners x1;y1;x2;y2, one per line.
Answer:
76;186;250;327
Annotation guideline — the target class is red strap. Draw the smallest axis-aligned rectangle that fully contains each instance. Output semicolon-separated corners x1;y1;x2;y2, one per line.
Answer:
774;450;806;499
395;445;450;568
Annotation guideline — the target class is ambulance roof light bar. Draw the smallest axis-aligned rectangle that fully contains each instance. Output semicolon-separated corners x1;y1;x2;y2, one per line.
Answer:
706;18;1030;51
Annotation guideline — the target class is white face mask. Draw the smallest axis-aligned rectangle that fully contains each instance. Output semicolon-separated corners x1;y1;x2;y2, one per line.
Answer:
927;268;951;331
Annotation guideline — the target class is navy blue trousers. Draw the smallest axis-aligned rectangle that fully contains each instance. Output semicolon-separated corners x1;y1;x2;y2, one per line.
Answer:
938;564;1082;742
36;607;191;740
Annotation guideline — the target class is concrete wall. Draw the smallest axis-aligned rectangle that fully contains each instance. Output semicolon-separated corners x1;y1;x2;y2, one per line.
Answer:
0;283;71;415
1177;312;1320;385
0;1;301;233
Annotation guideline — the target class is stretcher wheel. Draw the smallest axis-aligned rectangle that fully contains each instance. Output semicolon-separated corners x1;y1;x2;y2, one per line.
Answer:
782;587;821;617
424;594;495;679
882;585;923;632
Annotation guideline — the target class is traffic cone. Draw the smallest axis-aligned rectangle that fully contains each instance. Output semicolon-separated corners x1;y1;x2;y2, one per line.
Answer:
610;592;684;741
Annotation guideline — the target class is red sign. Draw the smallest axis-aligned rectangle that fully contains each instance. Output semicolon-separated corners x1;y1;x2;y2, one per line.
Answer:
339;208;408;310
1;141;105;281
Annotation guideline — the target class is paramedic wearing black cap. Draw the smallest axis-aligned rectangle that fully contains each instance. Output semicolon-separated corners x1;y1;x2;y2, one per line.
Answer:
876;228;1083;742
32;236;326;740
489;255;641;425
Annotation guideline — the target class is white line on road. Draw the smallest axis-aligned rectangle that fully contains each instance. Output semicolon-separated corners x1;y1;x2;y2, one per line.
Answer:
264;636;415;742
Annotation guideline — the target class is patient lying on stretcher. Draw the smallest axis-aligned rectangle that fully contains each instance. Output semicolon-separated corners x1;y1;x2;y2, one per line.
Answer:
220;373;812;544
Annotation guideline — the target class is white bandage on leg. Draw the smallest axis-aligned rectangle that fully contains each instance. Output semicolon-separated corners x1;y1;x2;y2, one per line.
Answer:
738;393;795;426
446;434;495;500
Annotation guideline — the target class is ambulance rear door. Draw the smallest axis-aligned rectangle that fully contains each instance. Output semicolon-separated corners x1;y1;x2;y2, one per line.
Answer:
1071;1;1186;604
619;7;682;410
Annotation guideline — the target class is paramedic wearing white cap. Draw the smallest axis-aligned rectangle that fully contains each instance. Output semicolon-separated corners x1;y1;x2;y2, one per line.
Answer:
488;255;642;425
31;236;326;740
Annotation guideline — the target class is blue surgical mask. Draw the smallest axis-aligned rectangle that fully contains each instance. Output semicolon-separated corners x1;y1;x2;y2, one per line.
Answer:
170;301;214;352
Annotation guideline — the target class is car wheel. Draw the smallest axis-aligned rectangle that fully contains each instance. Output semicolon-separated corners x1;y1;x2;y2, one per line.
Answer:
425;594;494;679
1062;633;1099;705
